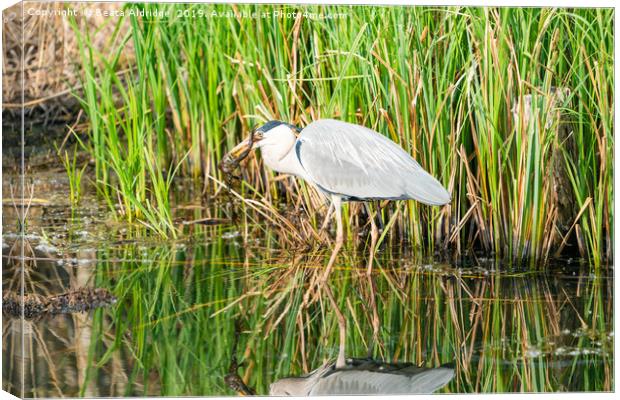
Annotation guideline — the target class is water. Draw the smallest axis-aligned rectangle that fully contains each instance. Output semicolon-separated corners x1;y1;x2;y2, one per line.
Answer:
2;171;613;397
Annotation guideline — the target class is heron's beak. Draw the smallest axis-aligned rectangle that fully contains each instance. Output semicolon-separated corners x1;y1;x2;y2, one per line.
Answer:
228;139;251;160
229;131;263;160
219;131;263;174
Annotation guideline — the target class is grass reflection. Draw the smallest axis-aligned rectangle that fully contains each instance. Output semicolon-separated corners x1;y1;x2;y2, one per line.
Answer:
81;236;612;395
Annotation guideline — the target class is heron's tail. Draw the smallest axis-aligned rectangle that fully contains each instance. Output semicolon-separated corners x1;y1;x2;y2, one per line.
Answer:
405;169;451;206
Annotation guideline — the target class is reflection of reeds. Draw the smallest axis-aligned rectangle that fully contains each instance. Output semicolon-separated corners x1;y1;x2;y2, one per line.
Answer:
76;237;612;395
2;238;111;397
66;5;612;266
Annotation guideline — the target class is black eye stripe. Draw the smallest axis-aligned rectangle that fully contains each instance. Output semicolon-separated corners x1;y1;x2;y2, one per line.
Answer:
258;120;301;133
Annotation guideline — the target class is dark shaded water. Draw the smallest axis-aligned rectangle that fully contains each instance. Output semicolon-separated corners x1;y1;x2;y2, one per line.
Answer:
2;172;614;397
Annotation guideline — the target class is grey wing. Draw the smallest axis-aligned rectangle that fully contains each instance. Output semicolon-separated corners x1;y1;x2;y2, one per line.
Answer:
308;368;455;395
296;119;450;205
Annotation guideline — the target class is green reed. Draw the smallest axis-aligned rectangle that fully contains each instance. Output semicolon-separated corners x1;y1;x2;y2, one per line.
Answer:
68;5;613;266
57;145;87;206
69;11;182;237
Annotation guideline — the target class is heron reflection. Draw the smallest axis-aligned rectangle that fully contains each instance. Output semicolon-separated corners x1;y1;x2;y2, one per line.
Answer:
269;358;454;396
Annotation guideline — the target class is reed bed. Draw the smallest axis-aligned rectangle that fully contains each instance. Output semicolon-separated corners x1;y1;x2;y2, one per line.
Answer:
68;4;613;267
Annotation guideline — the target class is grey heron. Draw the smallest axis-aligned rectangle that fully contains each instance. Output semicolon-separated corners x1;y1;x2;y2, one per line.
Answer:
269;358;455;396
223;118;451;368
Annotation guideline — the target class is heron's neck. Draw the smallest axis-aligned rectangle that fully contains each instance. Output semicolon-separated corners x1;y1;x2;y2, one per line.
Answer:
262;141;307;178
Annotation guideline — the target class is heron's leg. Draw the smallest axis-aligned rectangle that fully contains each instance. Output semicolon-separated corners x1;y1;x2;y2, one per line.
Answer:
320;196;343;284
322;282;346;369
316;196;346;368
316;203;334;245
365;203;380;275
319;202;334;233
364;203;380;357
366;274;380;358
302;197;342;307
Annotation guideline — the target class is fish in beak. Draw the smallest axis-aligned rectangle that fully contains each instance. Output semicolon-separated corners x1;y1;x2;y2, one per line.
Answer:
219;130;263;174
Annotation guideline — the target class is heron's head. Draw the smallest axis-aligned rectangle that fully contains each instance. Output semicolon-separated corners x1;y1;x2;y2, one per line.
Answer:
226;120;300;162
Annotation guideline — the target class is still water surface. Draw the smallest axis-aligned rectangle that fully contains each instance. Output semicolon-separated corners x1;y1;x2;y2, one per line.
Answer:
2;172;613;396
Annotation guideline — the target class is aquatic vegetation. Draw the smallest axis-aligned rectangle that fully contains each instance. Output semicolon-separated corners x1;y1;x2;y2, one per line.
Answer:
68;5;613;267
58;145;87;206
